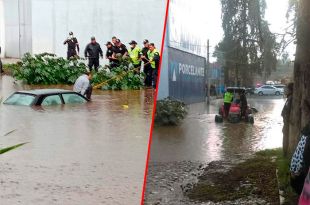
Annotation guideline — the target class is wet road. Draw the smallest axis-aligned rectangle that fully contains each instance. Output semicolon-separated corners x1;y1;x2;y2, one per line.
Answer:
150;96;284;163
145;96;285;204
0;75;154;205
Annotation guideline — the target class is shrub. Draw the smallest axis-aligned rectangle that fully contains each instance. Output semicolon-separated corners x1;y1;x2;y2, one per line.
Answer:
92;67;145;90
155;97;188;126
6;53;145;90
9;53;87;85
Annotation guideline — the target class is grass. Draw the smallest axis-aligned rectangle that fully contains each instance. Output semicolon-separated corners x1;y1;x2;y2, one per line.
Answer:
186;148;298;204
256;149;299;205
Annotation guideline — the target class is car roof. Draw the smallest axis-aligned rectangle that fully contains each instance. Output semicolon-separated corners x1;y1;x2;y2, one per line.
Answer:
16;89;75;95
227;87;246;92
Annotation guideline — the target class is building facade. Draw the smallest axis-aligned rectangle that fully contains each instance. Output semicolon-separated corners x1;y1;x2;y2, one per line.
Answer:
158;0;209;104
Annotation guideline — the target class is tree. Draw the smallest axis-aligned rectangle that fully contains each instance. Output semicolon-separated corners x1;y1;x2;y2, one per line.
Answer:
285;0;310;157
215;0;278;86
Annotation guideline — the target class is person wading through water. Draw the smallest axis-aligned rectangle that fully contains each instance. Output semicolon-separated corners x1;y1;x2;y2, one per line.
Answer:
73;72;93;100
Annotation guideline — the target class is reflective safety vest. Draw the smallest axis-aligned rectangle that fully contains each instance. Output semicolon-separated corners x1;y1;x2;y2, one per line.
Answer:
128;46;141;65
147;49;160;69
224;92;233;103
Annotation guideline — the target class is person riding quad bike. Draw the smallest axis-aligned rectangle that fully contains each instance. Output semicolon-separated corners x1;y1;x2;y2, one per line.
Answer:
215;87;254;123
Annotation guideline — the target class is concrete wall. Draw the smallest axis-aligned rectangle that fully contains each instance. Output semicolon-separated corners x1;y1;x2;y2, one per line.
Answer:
0;0;4;57
32;0;166;65
158;2;209;103
3;0;32;58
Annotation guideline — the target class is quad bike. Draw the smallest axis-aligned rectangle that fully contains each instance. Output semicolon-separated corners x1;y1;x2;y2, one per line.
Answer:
215;102;254;124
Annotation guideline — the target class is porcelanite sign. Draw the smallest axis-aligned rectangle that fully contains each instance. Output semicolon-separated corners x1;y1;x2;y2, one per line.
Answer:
168;47;206;104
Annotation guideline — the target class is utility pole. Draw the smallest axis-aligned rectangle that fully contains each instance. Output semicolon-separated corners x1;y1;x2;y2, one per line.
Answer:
207;39;210;104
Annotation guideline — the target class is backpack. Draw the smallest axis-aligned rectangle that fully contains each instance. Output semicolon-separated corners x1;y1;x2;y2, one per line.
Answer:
290;135;308;175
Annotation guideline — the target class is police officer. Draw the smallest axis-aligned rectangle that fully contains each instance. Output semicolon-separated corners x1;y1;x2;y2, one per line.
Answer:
105;41;118;69
112;36;118;48
63;31;80;60
128;40;142;70
141;39;152;87
113;39;128;57
224;89;234;118
145;43;160;89
84;37;103;72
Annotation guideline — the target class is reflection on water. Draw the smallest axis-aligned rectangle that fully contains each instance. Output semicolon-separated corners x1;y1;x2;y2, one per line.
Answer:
0;75;153;205
150;96;285;163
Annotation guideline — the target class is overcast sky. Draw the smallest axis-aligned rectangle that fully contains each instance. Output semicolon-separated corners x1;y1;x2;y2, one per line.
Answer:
172;0;295;62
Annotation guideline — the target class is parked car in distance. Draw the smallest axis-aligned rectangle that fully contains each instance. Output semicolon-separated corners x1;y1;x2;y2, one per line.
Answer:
273;84;286;93
254;85;283;96
3;89;89;106
245;87;255;95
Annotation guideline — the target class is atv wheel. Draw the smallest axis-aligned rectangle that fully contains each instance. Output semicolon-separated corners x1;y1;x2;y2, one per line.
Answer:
248;115;254;124
219;108;223;115
215;115;223;123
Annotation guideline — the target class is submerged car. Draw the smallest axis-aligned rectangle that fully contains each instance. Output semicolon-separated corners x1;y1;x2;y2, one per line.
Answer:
3;89;89;106
215;87;254;124
254;85;283;96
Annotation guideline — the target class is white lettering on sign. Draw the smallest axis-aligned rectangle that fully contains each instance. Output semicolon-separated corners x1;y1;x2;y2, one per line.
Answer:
172;69;177;81
178;63;205;77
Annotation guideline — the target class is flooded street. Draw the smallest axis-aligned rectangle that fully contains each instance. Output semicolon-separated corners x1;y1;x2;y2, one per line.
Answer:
145;96;285;204
0;75;154;205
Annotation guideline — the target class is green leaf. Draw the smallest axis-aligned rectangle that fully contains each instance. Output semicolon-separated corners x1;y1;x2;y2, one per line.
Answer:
0;143;28;155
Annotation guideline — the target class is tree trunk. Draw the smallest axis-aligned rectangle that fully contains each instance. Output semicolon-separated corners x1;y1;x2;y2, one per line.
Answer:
286;0;310;157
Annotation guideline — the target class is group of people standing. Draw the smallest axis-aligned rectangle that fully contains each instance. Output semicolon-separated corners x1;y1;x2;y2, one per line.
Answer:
64;32;160;88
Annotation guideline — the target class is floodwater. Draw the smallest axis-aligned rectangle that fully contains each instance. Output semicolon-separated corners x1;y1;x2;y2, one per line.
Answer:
145;96;286;204
0;75;154;205
150;96;285;163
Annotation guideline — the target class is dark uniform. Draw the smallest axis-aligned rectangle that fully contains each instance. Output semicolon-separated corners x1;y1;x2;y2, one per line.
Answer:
84;42;103;72
142;46;152;86
112;41;128;68
106;45;118;68
147;47;160;89
64;37;79;60
113;44;128;56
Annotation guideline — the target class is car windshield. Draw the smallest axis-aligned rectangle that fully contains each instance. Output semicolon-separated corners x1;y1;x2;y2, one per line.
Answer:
62;93;87;104
3;93;36;106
